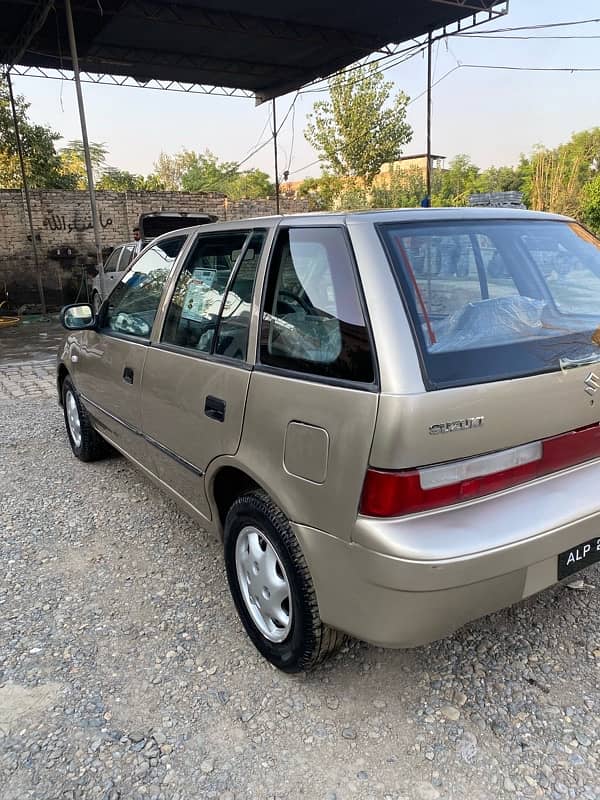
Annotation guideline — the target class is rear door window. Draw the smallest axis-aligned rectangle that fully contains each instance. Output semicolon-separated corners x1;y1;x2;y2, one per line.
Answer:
379;219;600;387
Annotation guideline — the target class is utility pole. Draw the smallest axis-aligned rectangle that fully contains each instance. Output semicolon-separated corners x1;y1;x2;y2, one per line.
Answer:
64;0;106;299
426;30;433;207
272;98;280;215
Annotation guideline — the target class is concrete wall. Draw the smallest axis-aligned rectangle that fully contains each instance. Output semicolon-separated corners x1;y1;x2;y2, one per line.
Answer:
0;190;310;309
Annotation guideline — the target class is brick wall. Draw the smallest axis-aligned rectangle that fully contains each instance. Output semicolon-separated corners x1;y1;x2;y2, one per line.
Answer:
0;190;310;309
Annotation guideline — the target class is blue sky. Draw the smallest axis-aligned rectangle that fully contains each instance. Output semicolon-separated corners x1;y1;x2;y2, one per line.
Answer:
12;0;600;180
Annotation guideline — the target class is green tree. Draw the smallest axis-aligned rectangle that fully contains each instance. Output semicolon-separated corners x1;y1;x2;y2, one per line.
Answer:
181;150;238;192
476;163;527;194
0;77;75;189
305;62;412;186
528;129;600;216
58;140;109;189
371;165;426;209
180;150;273;198
97;169;146;191
297;175;345;210
152;149;199;190
581;173;600;234
433;154;480;206
142;173;166;191
227;168;274;200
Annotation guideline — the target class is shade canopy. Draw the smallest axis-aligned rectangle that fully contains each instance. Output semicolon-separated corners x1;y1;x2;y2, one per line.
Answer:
2;0;506;102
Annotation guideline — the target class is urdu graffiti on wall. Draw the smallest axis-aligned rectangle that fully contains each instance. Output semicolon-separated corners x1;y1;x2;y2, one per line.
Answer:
42;212;114;233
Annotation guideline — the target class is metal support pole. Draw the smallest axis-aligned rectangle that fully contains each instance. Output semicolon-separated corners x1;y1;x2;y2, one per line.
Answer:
64;0;106;299
6;71;47;315
426;30;433;207
272;98;280;215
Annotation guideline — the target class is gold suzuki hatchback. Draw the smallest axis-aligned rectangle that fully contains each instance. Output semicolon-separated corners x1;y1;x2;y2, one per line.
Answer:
58;209;600;671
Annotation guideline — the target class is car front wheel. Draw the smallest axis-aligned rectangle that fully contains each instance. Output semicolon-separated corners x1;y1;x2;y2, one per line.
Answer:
62;376;109;462
224;490;346;672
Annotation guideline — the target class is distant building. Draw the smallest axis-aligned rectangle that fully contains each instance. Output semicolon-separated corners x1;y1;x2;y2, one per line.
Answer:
375;153;446;186
281;153;446;197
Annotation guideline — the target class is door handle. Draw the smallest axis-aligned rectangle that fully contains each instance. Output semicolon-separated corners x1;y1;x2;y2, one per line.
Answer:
204;395;226;422
123;366;134;384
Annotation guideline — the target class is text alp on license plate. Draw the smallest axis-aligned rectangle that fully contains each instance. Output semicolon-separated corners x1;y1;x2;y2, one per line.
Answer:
558;536;600;581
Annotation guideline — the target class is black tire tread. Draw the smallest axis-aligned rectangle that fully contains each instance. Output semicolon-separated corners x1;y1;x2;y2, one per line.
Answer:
225;489;346;671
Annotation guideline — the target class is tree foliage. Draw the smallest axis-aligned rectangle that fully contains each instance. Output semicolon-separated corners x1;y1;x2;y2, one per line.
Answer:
97;169;147;191
152;149;199;191
305;62;412;186
581;173;600;234
527;129;600;217
0;77;75;189
180;151;238;193
57;140;109;189
158;149;274;198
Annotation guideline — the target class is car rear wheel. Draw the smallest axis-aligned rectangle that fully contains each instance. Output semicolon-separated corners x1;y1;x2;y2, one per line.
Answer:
224;489;346;672
62;376;109;462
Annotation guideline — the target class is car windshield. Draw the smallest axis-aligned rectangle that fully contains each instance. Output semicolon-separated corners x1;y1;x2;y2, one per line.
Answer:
379;219;600;387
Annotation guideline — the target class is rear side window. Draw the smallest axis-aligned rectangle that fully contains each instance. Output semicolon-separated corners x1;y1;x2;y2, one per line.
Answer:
260;227;374;384
380;219;600;387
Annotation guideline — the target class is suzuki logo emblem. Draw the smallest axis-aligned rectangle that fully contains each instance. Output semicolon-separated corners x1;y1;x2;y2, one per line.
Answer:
584;371;600;396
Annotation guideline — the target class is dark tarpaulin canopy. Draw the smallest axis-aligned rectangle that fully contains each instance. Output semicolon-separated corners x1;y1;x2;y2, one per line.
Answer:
1;0;506;314
2;0;506;102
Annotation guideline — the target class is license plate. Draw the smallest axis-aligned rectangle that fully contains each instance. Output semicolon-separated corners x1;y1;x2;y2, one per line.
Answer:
558;536;600;580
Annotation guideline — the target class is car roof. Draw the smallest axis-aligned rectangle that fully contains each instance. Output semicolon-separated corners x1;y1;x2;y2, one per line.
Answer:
148;207;574;242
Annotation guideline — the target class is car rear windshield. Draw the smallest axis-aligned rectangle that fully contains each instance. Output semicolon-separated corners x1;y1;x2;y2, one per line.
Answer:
379;219;600;388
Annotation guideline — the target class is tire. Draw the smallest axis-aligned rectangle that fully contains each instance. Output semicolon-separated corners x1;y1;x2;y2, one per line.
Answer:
224;490;346;672
92;292;102;315
62;376;108;462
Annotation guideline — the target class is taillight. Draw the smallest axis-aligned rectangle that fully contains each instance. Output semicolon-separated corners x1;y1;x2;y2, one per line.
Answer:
360;422;600;518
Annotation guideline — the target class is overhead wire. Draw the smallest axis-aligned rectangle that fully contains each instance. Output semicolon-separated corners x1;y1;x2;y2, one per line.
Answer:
298;41;427;95
288;41;445;175
246;16;600;176
238;105;273;163
459;64;600;73
233;91;299;171
456;33;600;40
289;54;599;177
285;100;296;175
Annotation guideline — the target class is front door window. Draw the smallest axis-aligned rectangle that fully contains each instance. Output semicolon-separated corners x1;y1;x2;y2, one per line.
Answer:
103;235;187;338
162;229;266;359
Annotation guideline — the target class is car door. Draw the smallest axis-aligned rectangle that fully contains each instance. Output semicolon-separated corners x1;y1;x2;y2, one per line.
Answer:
141;228;268;521
239;225;380;540
101;246;124;296
72;234;189;467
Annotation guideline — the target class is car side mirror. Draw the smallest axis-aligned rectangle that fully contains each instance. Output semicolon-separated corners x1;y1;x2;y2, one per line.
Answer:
61;303;96;330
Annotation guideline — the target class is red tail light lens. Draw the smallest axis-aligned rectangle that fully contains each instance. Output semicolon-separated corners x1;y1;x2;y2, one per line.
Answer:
360;422;600;518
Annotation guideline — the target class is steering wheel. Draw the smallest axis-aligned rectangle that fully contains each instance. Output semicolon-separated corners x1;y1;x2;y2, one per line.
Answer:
278;289;313;314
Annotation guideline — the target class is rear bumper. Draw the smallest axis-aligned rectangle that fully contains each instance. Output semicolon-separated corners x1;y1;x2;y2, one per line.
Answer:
292;458;600;647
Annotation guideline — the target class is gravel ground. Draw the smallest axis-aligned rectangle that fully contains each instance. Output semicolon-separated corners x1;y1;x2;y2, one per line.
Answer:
1;397;599;800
